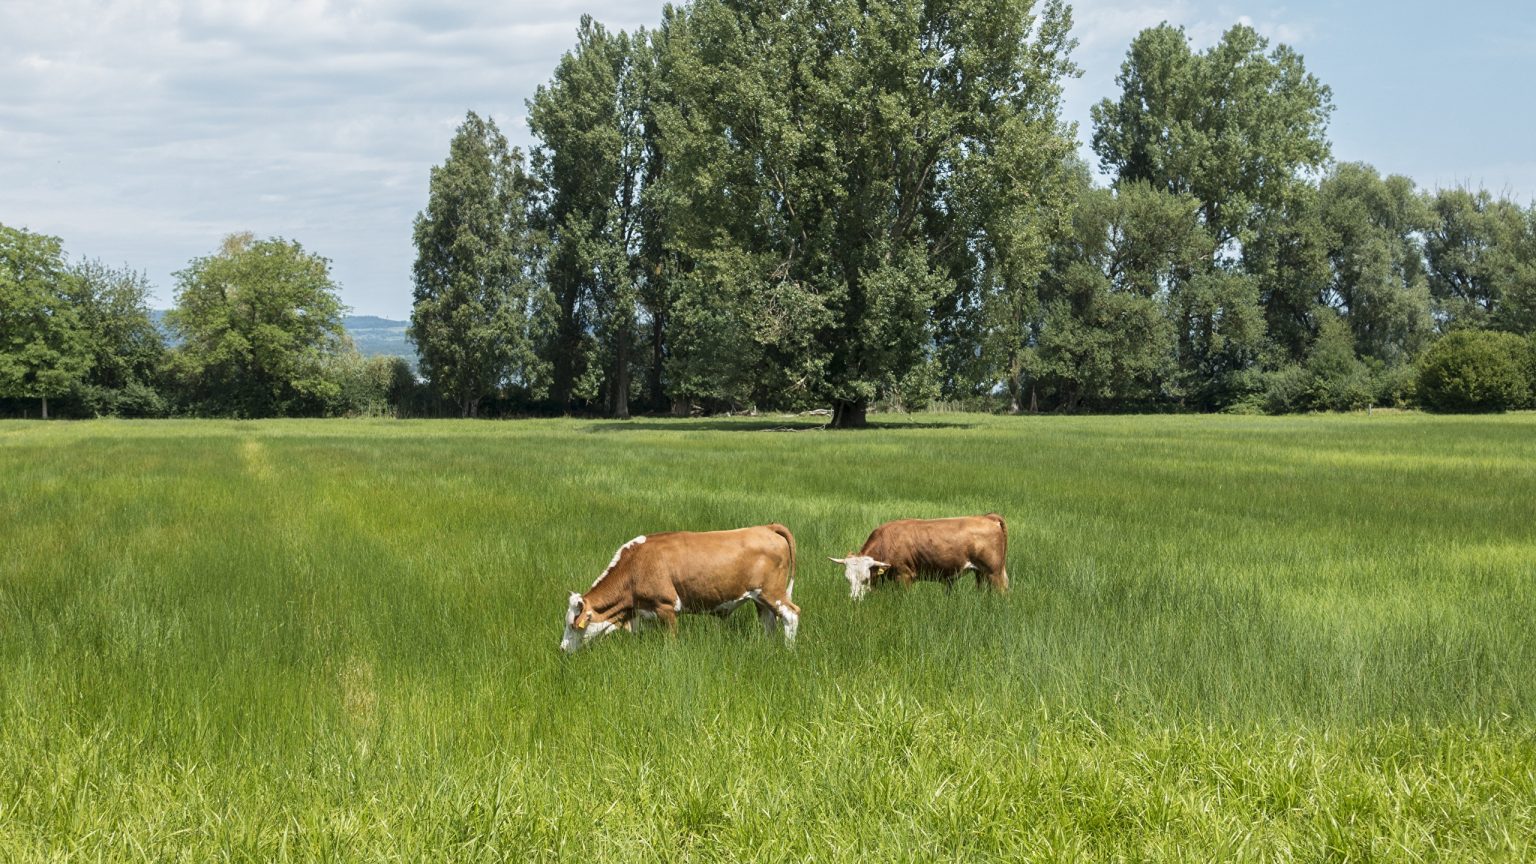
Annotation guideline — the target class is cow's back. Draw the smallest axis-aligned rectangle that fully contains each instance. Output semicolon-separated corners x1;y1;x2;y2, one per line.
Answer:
626;525;793;610
863;515;1005;575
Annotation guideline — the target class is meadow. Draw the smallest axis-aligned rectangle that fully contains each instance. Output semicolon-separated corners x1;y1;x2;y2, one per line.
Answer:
2;413;1534;861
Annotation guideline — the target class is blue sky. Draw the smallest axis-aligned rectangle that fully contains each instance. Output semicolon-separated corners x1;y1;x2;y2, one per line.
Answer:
2;1;1532;319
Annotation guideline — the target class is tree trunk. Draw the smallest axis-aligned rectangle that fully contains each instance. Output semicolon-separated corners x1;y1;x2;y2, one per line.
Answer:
551;302;580;410
649;312;666;412
612;324;631;420
41;396;49;420
830;399;868;428
1028;385;1038;415
671;396;690;417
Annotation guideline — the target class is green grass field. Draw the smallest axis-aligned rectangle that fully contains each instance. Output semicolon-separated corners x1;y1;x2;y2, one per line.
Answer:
3;413;1535;861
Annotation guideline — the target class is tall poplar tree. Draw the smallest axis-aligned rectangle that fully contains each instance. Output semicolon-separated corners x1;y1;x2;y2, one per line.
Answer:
410;112;543;417
1092;23;1333;407
657;0;1078;425
1424;187;1535;334
528;18;652;417
1316;163;1433;363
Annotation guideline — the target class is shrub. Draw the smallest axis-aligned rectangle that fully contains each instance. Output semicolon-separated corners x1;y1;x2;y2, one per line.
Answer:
326;354;415;417
1416;330;1531;412
1525;335;1536;408
1256;364;1310;414
1369;361;1418;408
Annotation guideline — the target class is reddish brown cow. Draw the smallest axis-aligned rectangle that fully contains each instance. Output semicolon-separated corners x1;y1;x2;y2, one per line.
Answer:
560;524;799;653
830;514;1007;599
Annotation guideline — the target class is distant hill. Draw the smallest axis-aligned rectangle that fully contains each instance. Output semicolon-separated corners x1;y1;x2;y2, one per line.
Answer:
343;316;416;365
150;311;418;367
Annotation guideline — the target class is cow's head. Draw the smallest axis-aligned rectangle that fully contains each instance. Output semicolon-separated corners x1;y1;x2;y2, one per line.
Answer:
559;592;620;654
829;556;889;600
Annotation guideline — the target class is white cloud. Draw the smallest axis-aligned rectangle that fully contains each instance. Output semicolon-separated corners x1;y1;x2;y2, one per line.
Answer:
2;1;1527;317
0;0;655;316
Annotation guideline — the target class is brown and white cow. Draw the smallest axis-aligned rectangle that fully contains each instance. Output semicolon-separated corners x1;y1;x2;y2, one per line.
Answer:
830;513;1007;600
560;524;800;653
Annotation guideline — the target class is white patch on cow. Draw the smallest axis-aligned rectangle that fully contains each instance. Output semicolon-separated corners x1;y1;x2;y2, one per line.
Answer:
559;593;585;653
962;560;975;571
775;601;799;642
559;592;625;654
590;535;647;588
673;598;682;612
832;555;886;600
713;589;761;615
585;620;618;642
787;578;795;601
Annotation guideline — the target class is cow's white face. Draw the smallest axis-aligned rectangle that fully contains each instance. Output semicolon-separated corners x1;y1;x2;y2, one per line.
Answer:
829;556;888;600
560;593;617;654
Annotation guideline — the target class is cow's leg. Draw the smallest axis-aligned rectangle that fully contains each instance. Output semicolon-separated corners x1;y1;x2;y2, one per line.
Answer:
653;602;679;635
772;599;800;643
976;559;1009;592
754;599;778;636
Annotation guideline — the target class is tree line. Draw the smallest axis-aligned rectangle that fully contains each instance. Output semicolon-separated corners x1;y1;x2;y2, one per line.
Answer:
0;228;416;419
6;1;1536;421
409;2;1536;423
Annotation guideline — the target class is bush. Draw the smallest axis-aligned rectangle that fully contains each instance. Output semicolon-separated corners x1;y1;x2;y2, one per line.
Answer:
325;354;416;417
1525;335;1536;408
1416;330;1531;412
1253;364;1310;414
1368;361;1418;408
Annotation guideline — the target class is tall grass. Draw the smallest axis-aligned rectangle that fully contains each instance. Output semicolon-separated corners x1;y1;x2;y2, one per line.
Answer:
2;413;1534;860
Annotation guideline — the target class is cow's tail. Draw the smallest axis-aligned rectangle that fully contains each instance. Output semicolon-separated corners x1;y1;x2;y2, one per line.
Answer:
768;523;797;600
985;512;1007;554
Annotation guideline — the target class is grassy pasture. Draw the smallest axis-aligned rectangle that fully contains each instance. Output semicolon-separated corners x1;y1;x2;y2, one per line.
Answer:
2;413;1535;861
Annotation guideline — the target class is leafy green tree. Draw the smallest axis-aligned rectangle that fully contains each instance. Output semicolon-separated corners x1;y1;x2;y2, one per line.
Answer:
168;233;348;417
1315;164;1433;364
65;259;167;416
631;19;693;414
410;112;544;417
1504;206;1536;335
1302;312;1372;411
658;0;1078;426
1247;166;1432;378
1091;23;1332;408
1244;182;1330;363
972;140;1083;413
1167;269;1267;408
0;224;90;418
1425;187;1535;333
1091;23;1333;252
1026;182;1201;410
529;18;652;417
324;353;414;418
1416;330;1530;412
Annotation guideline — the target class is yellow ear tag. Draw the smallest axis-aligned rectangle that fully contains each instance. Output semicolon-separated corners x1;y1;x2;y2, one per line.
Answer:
576;611;593;630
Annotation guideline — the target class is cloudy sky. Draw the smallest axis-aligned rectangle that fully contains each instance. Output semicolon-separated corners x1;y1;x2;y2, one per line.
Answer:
3;1;1532;318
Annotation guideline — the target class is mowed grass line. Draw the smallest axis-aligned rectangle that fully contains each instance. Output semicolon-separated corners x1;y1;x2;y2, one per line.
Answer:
1;414;1534;861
